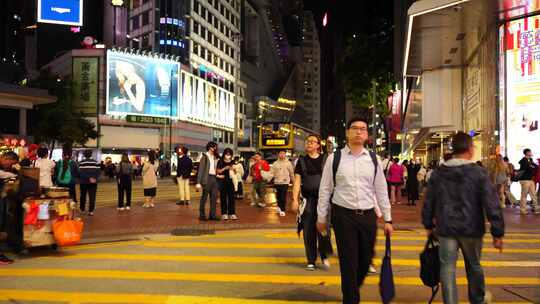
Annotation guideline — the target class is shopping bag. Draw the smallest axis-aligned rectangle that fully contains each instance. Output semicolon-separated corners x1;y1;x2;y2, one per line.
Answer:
56;201;69;217
38;203;50;220
260;169;274;183
24;202;39;225
379;234;396;304
52;218;83;246
420;234;440;303
264;189;277;204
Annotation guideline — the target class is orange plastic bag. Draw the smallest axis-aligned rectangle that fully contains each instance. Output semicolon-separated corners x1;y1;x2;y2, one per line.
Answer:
52;218;83;246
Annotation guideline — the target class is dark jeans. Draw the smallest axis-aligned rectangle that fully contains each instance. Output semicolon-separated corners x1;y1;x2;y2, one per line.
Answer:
117;175;132;208
439;236;485;304
4;196;24;252
80;183;97;212
302;197;332;264
200;175;218;218
220;180;236;215
58;183;77;203
275;184;288;211
331;204;377;304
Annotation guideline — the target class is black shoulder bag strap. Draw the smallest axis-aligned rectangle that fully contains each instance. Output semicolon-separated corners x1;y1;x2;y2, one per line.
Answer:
332;150;341;186
369;151;378;185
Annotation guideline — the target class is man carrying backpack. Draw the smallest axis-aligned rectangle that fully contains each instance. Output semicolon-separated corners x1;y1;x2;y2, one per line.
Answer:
317;117;393;304
422;132;504;304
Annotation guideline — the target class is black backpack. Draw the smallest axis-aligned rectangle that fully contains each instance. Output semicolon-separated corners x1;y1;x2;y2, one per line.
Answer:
420;234;440;303
332;149;378;185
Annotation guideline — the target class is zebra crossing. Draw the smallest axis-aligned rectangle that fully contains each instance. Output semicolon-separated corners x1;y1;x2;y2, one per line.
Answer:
0;229;538;303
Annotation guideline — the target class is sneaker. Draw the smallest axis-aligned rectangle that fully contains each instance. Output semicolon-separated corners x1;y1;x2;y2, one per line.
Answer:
533;209;540;214
149;203;155;208
118;207;125;211
321;259;331;270
230;214;238;220
368;265;377;274
305;264;316;271
176;201;183;205
250;202;256;206
0;254;14;265
88;212;94;216
125;206;131;211
257;202;266;208
222;214;229;220
279;211;286;217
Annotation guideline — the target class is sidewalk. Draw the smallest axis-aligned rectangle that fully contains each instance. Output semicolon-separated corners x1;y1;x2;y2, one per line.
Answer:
80;191;540;241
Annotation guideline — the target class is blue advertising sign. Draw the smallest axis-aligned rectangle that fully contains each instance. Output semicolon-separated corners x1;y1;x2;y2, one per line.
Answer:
106;50;179;118
38;0;83;26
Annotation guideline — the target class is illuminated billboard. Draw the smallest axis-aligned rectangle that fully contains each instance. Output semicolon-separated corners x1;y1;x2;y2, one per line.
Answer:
106;50;179;118
38;0;83;26
502;15;540;163
179;71;235;130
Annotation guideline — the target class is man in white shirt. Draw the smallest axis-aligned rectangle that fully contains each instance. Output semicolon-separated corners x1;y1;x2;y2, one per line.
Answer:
317;117;393;304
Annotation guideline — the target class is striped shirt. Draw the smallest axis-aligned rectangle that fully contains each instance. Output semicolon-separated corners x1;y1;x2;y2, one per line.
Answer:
79;158;100;184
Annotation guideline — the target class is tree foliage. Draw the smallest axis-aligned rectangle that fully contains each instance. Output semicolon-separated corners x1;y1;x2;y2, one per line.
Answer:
31;71;99;152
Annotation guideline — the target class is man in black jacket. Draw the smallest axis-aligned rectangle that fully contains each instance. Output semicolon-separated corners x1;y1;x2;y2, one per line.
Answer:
196;142;219;221
422;132;504;304
518;148;539;214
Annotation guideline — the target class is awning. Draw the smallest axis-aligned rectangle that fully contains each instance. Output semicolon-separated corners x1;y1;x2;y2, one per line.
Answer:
0;82;56;109
403;0;481;78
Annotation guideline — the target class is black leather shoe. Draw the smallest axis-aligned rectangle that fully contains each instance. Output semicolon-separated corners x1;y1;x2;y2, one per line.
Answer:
208;217;220;221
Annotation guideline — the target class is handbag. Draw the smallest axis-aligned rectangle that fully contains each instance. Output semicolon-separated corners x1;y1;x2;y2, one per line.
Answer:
379;234;396;304
52;217;84;246
260;169;274;183
420;234;440;303
24;202;39;225
264;188;277;204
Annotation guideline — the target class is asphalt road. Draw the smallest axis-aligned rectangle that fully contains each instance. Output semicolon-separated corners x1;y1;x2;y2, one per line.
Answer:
1;228;539;303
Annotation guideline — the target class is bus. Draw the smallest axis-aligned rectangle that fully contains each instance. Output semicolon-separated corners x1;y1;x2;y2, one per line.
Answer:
258;122;320;161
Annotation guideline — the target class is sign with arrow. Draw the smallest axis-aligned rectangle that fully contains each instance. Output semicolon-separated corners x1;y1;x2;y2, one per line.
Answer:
38;0;83;26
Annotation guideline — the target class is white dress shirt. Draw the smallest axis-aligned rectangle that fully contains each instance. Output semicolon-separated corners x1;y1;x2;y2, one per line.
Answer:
317;146;392;223
207;152;216;175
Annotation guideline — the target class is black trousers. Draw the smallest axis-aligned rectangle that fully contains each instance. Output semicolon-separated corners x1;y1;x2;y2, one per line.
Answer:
236;182;244;198
58;183;77;203
302;197;332;264
200;175;218;218
117;176;132;208
331;204;377;304
5;196;24;252
220;180;236;215
275;184;288;211
80;183;97;212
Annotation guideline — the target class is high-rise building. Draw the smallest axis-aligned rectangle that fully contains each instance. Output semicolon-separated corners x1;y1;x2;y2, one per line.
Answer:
301;11;321;132
127;0;189;63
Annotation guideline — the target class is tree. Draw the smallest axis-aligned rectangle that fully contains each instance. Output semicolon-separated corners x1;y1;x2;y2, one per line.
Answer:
31;71;99;153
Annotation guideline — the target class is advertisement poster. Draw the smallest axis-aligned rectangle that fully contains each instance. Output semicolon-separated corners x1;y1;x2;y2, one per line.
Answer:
72;57;98;115
179;71;234;130
106;50;179;118
504;15;540;163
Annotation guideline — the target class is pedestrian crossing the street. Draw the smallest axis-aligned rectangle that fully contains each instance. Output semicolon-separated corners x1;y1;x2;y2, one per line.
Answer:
1;229;539;303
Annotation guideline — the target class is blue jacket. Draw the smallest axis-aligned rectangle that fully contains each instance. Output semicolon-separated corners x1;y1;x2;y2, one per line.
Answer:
78;158;100;184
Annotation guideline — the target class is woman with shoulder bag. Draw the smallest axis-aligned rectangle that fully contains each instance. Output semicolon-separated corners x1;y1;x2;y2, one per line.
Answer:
116;153;133;211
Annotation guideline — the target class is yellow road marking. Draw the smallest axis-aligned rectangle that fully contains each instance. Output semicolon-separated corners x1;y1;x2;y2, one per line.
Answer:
142;241;540;254
0;269;538;286
48;253;540;268
266;233;540;243
0;288;531;304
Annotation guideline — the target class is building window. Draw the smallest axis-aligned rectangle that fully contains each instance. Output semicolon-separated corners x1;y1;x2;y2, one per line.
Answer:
142;11;149;26
194;1;200;14
193;22;199;35
201;27;207;39
193;43;199;54
220;4;224;16
225;9;230;21
132;16;140;30
201;6;207;19
142;33;150;48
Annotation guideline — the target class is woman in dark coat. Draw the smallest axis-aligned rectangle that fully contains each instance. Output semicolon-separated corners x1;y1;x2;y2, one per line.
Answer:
406;160;420;205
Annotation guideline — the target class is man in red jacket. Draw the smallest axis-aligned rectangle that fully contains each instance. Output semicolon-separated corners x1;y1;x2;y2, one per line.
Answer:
249;152;270;208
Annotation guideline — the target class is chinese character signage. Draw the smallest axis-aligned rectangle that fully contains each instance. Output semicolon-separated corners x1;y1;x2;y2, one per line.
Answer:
72;57;98;114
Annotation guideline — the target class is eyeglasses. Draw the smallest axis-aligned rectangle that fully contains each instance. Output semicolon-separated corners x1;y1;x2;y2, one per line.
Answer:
349;126;368;132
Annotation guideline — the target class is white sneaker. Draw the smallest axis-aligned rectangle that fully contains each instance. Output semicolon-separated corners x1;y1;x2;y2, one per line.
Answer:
250;202;256;206
279;211;286;217
230;214;238;220
321;259;331;270
368;265;377;274
125;206;131;211
305;264;315;271
257;202;266;208
117;207;123;211
222;214;229;220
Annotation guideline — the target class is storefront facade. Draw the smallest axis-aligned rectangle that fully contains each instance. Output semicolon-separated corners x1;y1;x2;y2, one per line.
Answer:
42;48;236;163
